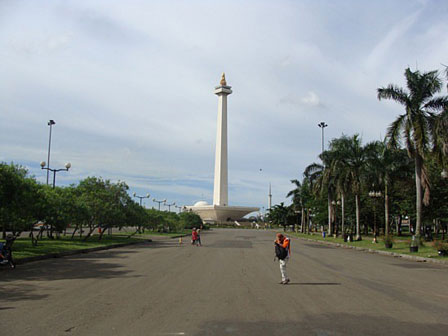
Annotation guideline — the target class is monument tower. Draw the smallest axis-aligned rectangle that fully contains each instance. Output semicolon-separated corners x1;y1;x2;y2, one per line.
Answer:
213;73;231;206
186;74;259;222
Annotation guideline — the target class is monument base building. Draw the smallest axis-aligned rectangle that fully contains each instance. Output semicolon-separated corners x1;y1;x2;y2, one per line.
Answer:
185;201;258;223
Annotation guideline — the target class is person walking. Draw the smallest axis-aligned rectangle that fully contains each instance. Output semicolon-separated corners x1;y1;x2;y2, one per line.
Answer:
274;233;291;284
196;228;202;246
191;228;199;246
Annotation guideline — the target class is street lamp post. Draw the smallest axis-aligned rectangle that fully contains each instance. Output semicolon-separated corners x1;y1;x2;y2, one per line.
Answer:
369;190;382;243
165;201;175;212
133;193;150;207
331;200;341;237
46;120;56;185
40;161;71;188
153;198;166;211
318;122;330;237
174;205;183;213
318;121;328;154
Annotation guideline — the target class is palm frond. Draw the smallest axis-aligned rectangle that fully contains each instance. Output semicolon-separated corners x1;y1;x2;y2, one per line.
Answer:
377;85;409;106
303;163;323;178
424;96;448;112
412;111;431;157
386;114;406;149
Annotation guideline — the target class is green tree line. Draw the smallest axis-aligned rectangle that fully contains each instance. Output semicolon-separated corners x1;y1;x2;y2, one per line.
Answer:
268;67;448;242
0;164;202;245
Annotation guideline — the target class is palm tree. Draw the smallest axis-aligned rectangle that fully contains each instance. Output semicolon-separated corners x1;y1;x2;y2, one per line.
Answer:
267;202;289;229
304;150;338;235
364;141;411;236
287;179;303;232
329;134;367;240
331;157;350;237
287;177;313;233
378;68;448;239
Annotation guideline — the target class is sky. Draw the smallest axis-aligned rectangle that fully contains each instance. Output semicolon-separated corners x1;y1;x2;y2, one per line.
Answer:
1;0;447;214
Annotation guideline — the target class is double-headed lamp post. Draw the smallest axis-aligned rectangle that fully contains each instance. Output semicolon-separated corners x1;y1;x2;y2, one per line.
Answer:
369;190;382;243
318;121;328;154
165;201;175;212
153;198;166;211
174;205;183;214
133;192;150;207
331;200;341;237
46;119;56;185
40;161;71;188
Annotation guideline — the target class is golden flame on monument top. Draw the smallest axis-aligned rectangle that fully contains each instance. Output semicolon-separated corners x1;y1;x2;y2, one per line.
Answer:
220;72;227;86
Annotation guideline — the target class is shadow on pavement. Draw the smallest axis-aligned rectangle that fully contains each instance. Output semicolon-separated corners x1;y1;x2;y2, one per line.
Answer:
193;313;448;336
0;283;49;304
0;242;168;305
287;282;341;286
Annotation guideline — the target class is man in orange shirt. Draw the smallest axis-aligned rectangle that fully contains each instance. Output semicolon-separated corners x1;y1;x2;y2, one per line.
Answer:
275;233;291;284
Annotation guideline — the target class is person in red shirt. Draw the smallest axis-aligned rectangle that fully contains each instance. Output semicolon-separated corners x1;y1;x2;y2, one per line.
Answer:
275;233;291;284
191;228;199;246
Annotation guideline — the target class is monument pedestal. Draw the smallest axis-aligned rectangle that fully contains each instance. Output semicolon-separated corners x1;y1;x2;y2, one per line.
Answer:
185;203;259;223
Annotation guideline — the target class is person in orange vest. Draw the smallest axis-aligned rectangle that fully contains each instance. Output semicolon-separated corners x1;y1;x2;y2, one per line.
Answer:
274;233;291;284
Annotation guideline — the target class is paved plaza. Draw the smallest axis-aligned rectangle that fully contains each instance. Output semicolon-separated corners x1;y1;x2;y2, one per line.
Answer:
1;229;448;335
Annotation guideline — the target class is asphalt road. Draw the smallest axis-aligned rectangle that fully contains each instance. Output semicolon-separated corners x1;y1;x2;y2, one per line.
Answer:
1;229;448;336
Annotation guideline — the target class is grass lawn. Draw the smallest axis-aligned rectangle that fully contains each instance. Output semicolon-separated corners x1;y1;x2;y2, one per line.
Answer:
292;232;447;260
8;235;146;260
117;229;190;238
5;229;192;261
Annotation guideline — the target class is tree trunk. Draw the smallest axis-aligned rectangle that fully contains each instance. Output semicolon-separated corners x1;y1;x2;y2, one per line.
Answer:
83;225;98;241
37;227;44;240
414;155;423;239
98;226;107;241
301;208;305;233
306;209;310;234
71;225;79;240
385;182;389;236
30;229;38;246
355;194;361;240
341;193;345;235
328;193;332;235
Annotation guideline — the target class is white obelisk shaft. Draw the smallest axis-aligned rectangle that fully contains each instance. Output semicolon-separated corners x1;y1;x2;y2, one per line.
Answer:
213;74;232;206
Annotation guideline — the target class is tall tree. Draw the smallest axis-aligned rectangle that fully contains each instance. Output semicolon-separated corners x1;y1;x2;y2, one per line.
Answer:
364;141;412;236
304;150;338;234
0;163;39;238
378;67;448;239
329;135;367;240
287;178;313;233
287;179;303;231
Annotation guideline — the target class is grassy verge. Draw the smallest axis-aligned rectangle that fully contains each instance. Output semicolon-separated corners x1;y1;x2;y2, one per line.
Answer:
116;230;190;238
9;235;146;260
292;232;447;260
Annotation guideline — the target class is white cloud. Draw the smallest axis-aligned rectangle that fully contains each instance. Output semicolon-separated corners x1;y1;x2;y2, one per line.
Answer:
301;91;321;107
